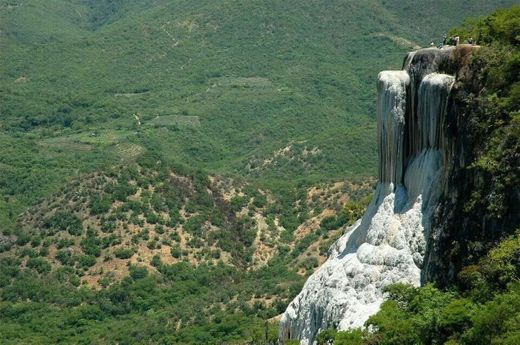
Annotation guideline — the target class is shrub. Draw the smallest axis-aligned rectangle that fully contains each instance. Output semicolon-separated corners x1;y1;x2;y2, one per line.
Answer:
334;329;365;345
30;237;41;247
80;237;102;257
26;257;52;274
151;254;162;267
171;245;182;259
90;196;112;215
44;211;83;236
15;232;31;246
317;328;337;345
77;255;96;268
129;265;148;280
56;249;74;266
184;215;205;237
113;248;135;259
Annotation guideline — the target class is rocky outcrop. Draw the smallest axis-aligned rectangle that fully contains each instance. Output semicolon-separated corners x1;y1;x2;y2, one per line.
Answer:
279;46;480;344
422;48;520;287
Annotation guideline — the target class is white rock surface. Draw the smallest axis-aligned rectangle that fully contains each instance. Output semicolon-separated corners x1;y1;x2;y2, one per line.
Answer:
280;49;455;344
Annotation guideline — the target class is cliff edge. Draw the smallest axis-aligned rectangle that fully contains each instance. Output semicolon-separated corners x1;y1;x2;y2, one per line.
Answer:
279;45;482;344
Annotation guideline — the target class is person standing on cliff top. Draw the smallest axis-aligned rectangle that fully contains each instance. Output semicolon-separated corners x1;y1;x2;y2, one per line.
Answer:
454;36;460;45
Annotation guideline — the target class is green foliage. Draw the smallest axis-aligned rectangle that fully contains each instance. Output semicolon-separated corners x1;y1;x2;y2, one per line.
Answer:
183;215;205;237
26;258;52;274
77;255;96;268
14;232;30;246
56;249;74;266
0;257;304;344
129;265;148;280
320;214;347;231
317;328;337;345
462;283;520;345
285;340;301;345
449;6;520;47
343;195;372;226
357;229;520;345
171;244;182;259
480;231;520;290
43;211;83;236
249;320;280;345
90;196;112;216
459;230;520;303
80;235;101;257
113;247;135;259
334;329;365;345
230;196;248;213
448;6;520;221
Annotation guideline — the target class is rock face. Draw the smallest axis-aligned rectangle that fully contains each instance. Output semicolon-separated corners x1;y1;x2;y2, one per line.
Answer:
279;47;473;344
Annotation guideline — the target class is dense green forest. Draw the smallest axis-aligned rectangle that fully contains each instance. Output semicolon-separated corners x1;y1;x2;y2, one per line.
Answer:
1;0;516;231
1;1;518;344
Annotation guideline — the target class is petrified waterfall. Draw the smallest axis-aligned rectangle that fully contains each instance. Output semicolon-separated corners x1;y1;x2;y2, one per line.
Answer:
280;47;462;344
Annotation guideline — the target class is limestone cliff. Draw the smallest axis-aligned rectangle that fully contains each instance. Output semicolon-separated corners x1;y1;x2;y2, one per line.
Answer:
279;46;482;344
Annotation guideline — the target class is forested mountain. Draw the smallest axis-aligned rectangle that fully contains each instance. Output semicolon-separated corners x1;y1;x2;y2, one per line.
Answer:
2;0;516;230
0;1;518;344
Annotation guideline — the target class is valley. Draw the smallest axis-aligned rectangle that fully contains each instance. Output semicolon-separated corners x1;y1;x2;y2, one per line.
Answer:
1;1;518;344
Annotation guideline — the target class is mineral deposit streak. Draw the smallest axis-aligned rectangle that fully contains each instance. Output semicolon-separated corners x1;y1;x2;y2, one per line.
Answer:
280;47;457;344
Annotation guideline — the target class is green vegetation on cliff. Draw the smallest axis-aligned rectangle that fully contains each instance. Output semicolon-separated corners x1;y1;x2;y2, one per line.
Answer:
427;5;520;283
318;228;520;345
317;6;520;345
451;6;519;220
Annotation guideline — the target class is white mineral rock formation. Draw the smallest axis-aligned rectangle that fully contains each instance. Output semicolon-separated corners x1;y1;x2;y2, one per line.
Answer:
280;47;456;344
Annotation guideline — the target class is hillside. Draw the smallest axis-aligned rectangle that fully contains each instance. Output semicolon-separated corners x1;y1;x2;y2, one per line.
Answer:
2;156;373;285
1;0;517;232
0;156;374;343
1;1;518;344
